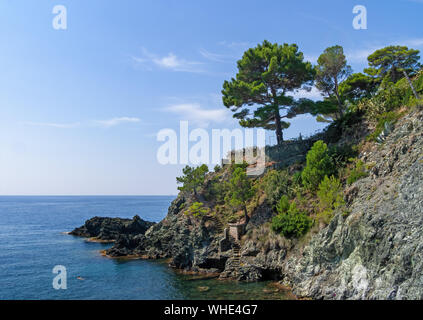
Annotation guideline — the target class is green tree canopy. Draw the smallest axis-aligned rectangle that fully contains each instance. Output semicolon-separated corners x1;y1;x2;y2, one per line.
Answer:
176;164;209;196
222;40;314;144
301;140;335;191
225;167;255;224
339;72;378;102
314;45;352;120
365;45;421;99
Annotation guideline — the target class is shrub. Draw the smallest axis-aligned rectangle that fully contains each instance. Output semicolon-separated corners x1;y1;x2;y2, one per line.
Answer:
302;140;335;191
225;167;255;224
316;176;345;224
262;170;291;206
275;195;290;214
176;164;209;196
329;144;358;167
271;201;312;238
205;175;227;203
361;83;406;120
184;202;210;218
346;159;368;185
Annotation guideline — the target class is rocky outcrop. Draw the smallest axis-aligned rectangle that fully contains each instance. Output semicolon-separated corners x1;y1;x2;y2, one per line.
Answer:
218;109;423;299
71;109;423;299
281;109;423;300
70;215;155;241
105;196;228;272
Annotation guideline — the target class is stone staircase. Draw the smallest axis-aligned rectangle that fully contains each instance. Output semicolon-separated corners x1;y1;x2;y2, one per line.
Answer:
209;215;224;233
231;236;241;273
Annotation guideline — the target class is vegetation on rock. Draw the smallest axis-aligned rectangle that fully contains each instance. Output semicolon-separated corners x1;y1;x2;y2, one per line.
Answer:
176;164;209;196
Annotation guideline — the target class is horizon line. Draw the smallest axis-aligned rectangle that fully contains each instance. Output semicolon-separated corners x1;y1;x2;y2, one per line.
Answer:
0;194;178;197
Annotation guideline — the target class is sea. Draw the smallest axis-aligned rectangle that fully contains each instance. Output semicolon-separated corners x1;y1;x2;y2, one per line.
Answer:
0;196;292;300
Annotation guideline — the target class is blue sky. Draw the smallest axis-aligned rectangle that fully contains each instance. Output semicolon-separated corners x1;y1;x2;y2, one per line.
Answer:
0;0;422;195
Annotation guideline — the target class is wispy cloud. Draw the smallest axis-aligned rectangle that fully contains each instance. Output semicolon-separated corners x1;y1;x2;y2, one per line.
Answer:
164;103;229;127
22;117;141;129
199;48;232;63
131;48;204;73
22;121;81;129
93;117;141;128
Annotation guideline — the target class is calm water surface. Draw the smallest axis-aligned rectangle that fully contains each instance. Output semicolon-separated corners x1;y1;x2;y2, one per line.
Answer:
0;196;292;300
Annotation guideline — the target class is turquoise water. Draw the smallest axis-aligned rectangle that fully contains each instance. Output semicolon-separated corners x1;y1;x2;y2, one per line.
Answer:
0;196;291;300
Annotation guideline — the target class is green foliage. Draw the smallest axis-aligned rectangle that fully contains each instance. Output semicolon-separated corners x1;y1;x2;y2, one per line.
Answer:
316;176;345;224
275;195;290;214
262;170;291;206
271;200;312;238
316;110;364;144
222;40;314;144
314;45;352;120
230;161;249;172
176;164;209;195
358;81;407;120
366;45;421;85
346;159;368;185
205;175;228;203
329;144;359;168
184;202;210;218
213;164;222;172
339;72;378;101
302;141;335;191
292;171;302;186
225;167;255;223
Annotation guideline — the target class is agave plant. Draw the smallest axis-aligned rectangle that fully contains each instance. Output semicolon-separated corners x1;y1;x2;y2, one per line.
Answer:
376;121;394;144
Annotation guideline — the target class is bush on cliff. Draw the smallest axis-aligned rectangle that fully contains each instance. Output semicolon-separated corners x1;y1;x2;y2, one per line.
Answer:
225;167;255;224
176;164;209;196
262;170;291;207
184;202;210;218
302;140;335;191
271;197;312;238
316;175;345;224
346;158;368;185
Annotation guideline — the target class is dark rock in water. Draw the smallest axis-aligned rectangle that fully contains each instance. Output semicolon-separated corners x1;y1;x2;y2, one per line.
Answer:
104;195;228;271
69;215;155;241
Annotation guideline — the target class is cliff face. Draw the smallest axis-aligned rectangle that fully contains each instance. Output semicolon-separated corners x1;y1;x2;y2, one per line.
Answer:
283;109;423;300
105;195;228;271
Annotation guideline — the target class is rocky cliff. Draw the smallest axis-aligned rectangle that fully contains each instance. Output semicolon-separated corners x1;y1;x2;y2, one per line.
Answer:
282;109;423;299
71;108;423;300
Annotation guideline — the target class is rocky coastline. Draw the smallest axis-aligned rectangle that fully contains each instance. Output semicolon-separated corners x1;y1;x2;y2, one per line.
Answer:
70;109;423;300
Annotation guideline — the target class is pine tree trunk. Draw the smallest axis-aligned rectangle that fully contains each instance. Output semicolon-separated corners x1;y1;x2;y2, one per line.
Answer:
243;206;249;225
403;70;420;100
334;77;344;117
274;108;283;145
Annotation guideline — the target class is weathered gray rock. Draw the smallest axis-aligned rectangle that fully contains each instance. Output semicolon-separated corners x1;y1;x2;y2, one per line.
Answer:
106;195;228;270
69;215;155;241
282;110;423;300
